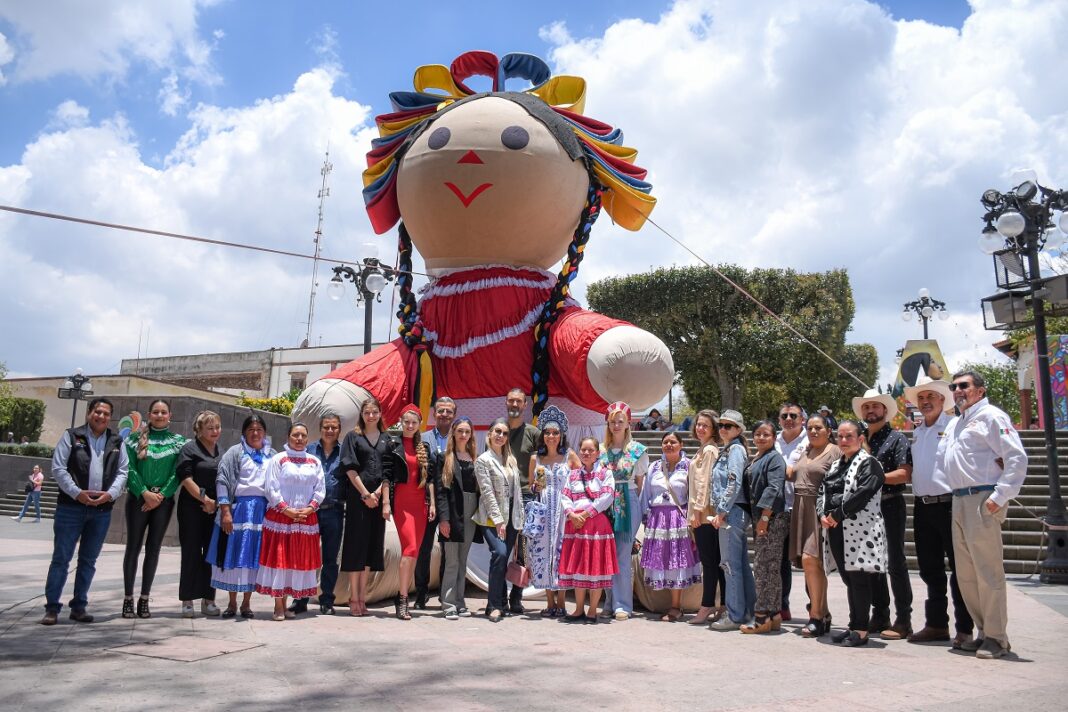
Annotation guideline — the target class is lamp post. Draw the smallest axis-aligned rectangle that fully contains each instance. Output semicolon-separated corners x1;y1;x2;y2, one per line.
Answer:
328;249;395;355
901;288;948;339
56;368;94;428
979;174;1068;583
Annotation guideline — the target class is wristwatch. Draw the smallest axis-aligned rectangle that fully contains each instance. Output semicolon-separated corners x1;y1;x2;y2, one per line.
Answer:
760;514;770;523
361;493;373;500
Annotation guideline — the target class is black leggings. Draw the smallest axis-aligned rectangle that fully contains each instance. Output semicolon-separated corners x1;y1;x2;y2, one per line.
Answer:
124;495;175;597
828;525;877;631
694;523;726;607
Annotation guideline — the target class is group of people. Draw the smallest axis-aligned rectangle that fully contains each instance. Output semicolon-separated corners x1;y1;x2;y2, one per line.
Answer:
37;371;1026;659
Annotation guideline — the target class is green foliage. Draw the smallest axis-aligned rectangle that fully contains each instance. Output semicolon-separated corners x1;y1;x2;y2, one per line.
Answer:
235;386;303;417
0;442;54;457
957;360;1032;424
0;397;46;442
1006;317;1068;350
587;265;878;424
237;395;294;416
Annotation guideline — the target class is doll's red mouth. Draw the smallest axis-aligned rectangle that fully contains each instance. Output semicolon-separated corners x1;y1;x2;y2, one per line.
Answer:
444;182;492;207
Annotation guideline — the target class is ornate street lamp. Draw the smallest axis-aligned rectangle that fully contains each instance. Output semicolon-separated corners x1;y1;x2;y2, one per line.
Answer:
328;247;396;355
901;287;948;339
57;368;94;428
978;172;1068;583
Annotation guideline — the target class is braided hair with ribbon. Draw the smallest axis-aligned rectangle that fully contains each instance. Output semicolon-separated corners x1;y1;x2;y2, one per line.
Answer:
530;171;603;418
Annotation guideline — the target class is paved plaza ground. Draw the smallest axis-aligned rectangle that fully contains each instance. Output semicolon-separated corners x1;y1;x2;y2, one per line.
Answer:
2;518;1067;711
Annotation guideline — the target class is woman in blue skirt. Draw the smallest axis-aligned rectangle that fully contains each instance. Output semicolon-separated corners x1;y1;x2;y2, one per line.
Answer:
207;415;276;618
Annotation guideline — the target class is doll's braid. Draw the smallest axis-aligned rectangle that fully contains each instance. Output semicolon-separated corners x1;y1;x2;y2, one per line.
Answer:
530;175;603;418
395;222;425;347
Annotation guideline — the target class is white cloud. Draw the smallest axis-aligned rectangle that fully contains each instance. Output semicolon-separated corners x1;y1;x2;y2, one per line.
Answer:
158;71;190;116
0;65;387;375
0;30;12;85
49;99;90;128
543;0;1068;389
0;0;220;101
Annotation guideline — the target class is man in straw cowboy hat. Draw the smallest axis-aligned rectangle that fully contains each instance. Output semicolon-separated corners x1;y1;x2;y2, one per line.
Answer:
903;375;974;648
852;387;913;639
940;370;1027;660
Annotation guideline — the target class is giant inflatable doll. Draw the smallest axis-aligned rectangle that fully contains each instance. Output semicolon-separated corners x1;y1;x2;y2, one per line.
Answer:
293;51;674;439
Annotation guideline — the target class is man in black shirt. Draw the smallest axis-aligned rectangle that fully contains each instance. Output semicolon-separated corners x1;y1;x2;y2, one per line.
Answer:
505;387;539;615
852;389;914;639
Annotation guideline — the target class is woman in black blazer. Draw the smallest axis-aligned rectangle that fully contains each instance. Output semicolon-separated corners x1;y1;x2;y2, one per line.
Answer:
434;417;483;620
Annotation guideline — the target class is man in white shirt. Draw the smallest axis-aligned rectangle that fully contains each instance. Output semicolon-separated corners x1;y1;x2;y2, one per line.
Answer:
904;377;973;648
775;402;807;620
941;370;1027;660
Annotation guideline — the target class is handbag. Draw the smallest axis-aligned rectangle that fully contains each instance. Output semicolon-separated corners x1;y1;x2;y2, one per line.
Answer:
505;539;531;588
25;482;35;494
523;500;547;538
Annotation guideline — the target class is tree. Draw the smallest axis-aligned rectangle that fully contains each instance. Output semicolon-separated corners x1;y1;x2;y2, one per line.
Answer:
957;360;1030;424
586;265;878;422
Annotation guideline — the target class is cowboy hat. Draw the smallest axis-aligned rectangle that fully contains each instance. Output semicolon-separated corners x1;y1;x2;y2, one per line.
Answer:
852;388;898;421
904;374;954;411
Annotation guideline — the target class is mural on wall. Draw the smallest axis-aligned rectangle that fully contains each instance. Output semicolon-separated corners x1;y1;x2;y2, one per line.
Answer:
893;339;951;397
1036;334;1068;430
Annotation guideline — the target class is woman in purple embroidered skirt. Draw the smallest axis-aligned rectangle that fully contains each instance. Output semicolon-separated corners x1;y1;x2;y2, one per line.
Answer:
558;436;618;623
639;431;701;621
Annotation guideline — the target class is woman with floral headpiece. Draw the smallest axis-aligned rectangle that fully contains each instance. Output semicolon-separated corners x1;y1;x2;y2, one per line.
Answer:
597;401;648;621
526;405;577;617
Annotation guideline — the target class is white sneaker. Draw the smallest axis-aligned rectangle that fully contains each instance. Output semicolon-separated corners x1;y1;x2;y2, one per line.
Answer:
181;602;195;618
11;516;21;522
458;608;472;617
201;600;221;617
444;610;459;621
709;617;742;631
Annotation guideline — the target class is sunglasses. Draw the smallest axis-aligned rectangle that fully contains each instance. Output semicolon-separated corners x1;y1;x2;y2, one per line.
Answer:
949;383;972;391
718;423;739;430
779;413;800;420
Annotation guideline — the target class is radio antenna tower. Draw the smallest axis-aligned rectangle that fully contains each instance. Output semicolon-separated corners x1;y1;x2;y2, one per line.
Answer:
303;149;333;347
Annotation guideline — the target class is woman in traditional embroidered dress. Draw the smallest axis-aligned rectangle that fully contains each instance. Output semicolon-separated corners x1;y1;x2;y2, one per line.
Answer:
559;436;617;624
526;405;575;617
391;405;435;621
687;409;727;626
474;417;525;623
597;401;648;621
122;399;185;619
435;417;482;620
819;420;887;647
740;420;790;635
639;431;701;622
340;397;392;617
207;415;275;618
256;423;325;621
790;414;841;638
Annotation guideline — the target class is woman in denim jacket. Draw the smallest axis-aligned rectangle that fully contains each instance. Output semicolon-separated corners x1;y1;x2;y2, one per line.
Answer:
708;409;755;630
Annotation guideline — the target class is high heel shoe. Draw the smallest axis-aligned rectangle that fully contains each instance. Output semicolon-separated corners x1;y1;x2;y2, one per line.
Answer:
800;618;826;638
740;615;774;635
770;614;783;631
688;605;714;625
396;596;411;620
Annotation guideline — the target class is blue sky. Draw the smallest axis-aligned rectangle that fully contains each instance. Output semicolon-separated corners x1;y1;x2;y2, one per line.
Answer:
3;0;1064;397
0;0;970;167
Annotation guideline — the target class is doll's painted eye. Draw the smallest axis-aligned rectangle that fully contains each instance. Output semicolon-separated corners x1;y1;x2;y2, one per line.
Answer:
501;126;529;150
428;127;451;150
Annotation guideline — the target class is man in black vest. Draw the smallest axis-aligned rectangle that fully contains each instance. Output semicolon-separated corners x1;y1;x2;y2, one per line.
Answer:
41;397;129;625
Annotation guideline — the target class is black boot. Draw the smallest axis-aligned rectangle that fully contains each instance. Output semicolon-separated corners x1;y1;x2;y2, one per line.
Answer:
414;588;429;610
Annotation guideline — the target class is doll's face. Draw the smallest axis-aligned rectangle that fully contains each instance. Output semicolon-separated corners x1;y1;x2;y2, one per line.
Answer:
397;96;589;273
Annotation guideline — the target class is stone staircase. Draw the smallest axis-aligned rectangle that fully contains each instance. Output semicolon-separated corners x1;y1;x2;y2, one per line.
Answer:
1;479;59;521
632;429;1068;576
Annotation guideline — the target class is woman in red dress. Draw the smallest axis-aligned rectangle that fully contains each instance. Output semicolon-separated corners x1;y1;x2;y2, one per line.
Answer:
392;405;435;620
